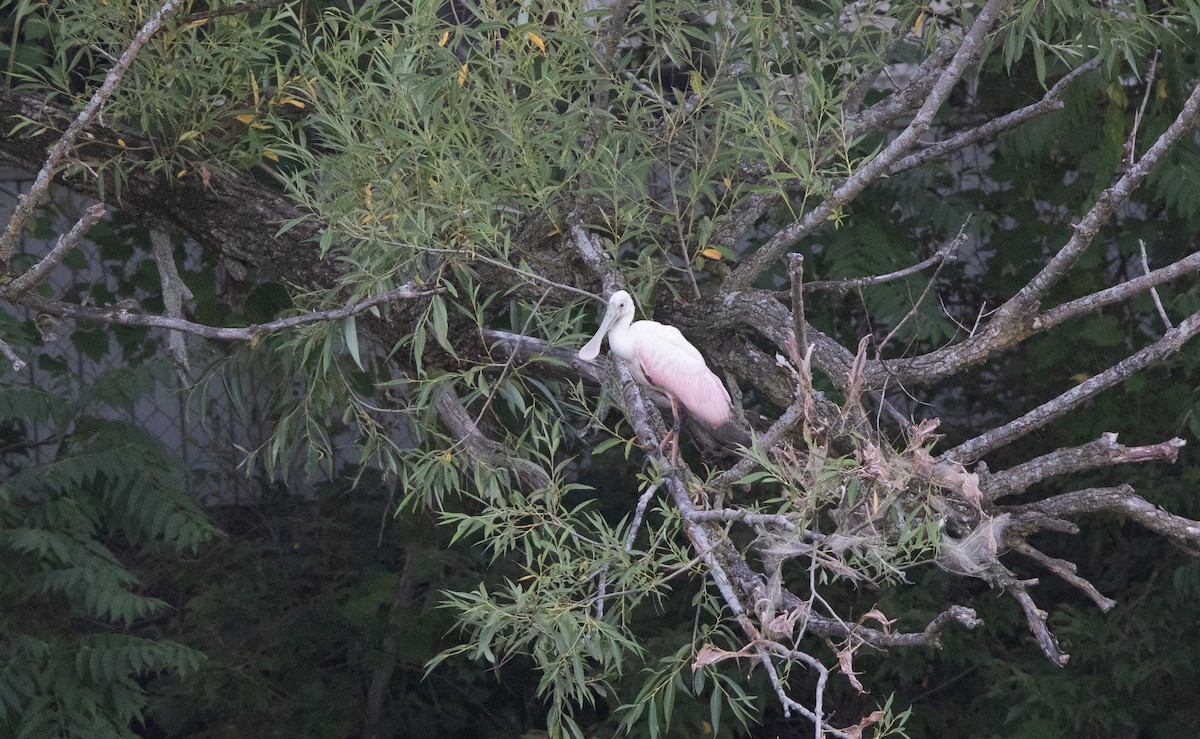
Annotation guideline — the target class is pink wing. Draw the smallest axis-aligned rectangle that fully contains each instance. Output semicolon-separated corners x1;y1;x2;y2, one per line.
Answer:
631;321;731;428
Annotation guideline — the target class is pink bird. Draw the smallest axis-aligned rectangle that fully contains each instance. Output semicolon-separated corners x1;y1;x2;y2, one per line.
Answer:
578;291;732;430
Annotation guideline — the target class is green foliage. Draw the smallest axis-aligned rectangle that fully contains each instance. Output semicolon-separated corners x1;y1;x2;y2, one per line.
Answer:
0;365;217;738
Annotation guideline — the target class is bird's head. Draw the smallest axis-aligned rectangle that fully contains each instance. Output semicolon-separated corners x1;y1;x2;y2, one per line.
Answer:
578;290;635;360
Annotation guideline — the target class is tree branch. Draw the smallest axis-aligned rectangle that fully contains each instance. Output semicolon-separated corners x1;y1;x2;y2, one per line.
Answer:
887;58;1102;175
13;281;441;341
984;433;1186;500
941;308;1200;462
432;384;551;492
0;0;187;272
1033;249;1200;332
725;0;1017;290
1017;485;1200;551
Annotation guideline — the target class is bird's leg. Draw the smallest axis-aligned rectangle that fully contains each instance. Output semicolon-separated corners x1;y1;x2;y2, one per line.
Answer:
661;395;682;464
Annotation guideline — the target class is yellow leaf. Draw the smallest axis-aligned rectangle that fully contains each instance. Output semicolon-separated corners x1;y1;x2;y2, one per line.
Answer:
177;130;201;142
236;115;272;130
176;168;187;178
438;30;449;47
457;63;468;86
277;97;306;108
700;247;723;260
913;11;926;35
722;177;731;188
527;31;546;53
361;213;375;224
249;334;260;349
262;149;279;161
688;70;703;95
364;183;373;208
1157;78;1168;100
428;177;439;190
117;138;126;148
182;18;208;31
701;721;713;735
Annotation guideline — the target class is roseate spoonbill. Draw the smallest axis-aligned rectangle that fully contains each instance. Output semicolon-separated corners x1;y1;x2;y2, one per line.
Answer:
578;291;732;432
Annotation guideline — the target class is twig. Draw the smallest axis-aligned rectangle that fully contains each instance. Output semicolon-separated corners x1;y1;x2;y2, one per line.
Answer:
0;0;188;272
419;246;603;302
473;289;551;426
0;336;25;373
788;254;808;363
1009;540;1116;611
16;281;442;341
802;238;960;294
1125;50;1160;165
4;203;106;299
875;238;957;356
1139;240;1174;330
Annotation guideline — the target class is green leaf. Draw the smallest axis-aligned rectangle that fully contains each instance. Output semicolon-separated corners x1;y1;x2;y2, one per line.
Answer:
343;315;364;370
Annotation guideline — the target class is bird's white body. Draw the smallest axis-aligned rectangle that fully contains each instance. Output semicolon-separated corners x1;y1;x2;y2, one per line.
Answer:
579;291;732;428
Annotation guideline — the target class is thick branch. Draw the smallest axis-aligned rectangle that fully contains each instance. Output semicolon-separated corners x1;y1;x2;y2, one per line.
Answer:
432;384;550;491
985;433;1186;500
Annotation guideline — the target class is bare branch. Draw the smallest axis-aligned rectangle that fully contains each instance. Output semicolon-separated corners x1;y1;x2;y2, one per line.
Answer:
1125;50;1160;166
1019;485;1200;551
985;433;1186;500
995;79;1200;322
1034;249;1200;332
0;336;25;373
1009;582;1069;666
726;0;1017;290
788;253;808;361
802;235;962;294
4;203;105;299
888;58;1102;175
1009;540;1116;612
1139;240;1174;330
942;309;1200;462
0;0;188;272
14;281;442;341
150;228;193;380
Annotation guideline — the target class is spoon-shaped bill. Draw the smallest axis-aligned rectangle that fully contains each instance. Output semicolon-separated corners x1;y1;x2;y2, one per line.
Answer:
578;303;618;361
